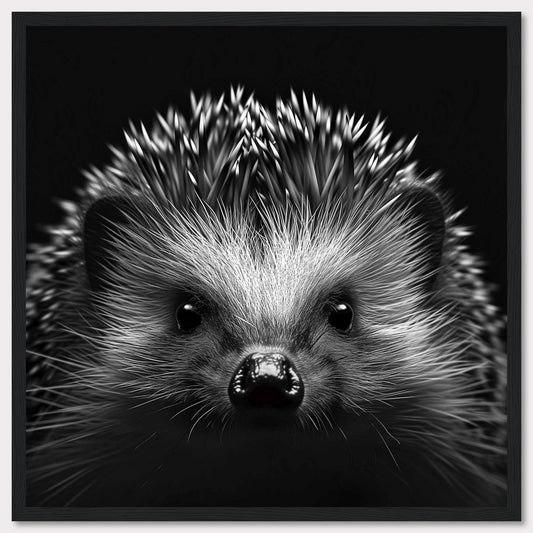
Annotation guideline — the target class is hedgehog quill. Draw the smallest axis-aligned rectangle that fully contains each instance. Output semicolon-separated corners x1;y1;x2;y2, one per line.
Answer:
26;88;507;506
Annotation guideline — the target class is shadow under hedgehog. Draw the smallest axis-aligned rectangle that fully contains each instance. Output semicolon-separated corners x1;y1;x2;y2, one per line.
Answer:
26;88;507;507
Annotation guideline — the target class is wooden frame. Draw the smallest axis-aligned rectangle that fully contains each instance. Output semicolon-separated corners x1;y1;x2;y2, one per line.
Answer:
12;11;521;521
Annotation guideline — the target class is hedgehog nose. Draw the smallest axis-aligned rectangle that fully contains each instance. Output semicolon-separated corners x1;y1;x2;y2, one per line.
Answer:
228;352;304;410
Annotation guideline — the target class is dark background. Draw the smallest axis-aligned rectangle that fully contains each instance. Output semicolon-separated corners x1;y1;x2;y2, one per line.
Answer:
26;26;507;310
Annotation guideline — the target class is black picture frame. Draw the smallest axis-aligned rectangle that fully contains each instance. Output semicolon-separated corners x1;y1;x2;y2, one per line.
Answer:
12;11;521;521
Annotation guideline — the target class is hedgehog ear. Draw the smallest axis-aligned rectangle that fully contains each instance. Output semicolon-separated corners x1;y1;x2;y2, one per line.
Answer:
83;196;135;291
395;185;446;290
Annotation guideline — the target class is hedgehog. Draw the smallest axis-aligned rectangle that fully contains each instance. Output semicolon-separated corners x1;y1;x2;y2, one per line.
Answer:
26;87;507;507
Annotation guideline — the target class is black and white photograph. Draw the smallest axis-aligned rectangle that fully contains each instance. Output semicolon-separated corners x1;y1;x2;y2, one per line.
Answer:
12;12;521;521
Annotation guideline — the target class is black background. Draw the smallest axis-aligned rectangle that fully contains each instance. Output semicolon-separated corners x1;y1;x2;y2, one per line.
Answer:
26;26;507;310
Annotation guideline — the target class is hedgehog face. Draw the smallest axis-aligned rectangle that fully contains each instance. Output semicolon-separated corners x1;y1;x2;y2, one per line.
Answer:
82;192;452;436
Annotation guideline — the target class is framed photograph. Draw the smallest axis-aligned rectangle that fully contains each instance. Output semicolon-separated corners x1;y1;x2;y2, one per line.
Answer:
12;12;521;521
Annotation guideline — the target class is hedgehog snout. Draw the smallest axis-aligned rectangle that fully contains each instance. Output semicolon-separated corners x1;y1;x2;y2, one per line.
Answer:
228;352;304;410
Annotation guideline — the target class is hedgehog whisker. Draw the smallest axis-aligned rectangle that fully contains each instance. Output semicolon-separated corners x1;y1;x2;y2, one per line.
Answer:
187;405;216;443
169;398;209;421
369;418;399;470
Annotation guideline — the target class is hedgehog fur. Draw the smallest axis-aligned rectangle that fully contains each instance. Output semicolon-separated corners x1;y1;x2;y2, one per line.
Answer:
26;87;507;507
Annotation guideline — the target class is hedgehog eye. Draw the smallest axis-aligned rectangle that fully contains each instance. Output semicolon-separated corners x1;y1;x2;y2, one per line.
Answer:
327;302;353;332
175;303;202;332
